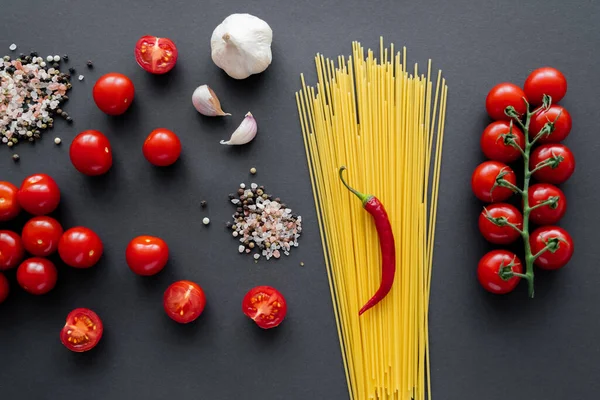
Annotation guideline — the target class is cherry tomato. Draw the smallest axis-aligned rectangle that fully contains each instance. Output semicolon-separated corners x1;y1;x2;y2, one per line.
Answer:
16;257;57;295
529;105;571;143
126;235;169;276
18;174;60;215
58;227;103;269
60;308;104;352
0;181;20;221
134;35;178;74
480;121;525;163
93;73;135;116
478;203;523;245
477;250;523;294
471;161;516;203
485;83;527;121
242;285;288;329
0;272;9;304
523;67;567;105
528;184;566;225
69;130;113;176
530;226;574;270
163;280;206;323
21;216;63;257
0;230;24;271
143;128;181;167
530;144;575;184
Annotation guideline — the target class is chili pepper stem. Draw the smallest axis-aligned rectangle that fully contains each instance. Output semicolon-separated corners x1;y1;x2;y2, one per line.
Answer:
339;166;372;206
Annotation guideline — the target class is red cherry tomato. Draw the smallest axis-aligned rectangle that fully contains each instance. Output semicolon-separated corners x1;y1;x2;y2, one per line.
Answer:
126;235;169;276
60;308;104;352
242;285;288;329
0;181;20;221
530;226;574;270
528;184;566;225
0;272;9;304
477;250;523;294
523;67;567;105
93;73;135;116
16;257;57;295
69;130;113;176
21;216;63;257
163;280;206;323
485;83;527;121
18;174;60;216
134;35;178;74
471;161;516;203
530;144;575;184
478;203;523;245
0;230;24;271
58;227;103;269
143;128;181;167
480;121;525;163
529;105;571;143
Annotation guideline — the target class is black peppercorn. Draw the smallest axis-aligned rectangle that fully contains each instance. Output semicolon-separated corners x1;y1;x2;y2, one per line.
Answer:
62;55;69;61
30;51;38;57
87;60;93;68
12;154;20;162
66;117;73;123
228;193;235;200
68;67;75;73
52;63;59;69
200;200;207;208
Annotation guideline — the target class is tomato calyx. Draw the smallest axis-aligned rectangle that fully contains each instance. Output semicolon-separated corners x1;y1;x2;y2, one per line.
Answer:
533;236;566;258
483;207;523;234
498;257;526;281
491;168;519;197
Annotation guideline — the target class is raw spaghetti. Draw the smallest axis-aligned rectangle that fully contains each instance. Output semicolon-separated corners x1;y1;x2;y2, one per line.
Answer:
295;39;447;400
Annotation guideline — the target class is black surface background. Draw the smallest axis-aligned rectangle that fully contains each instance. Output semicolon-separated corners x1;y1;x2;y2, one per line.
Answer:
1;1;600;399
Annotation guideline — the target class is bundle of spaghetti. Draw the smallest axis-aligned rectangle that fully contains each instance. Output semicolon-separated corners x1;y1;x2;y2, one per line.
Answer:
295;39;447;400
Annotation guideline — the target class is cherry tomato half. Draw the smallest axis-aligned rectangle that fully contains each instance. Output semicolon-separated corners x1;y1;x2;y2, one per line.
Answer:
478;203;523;245
528;184;566;225
69;130;113;176
0;272;9;304
126;235;169;276
18;174;60;216
480;121;525;163
477;250;523;294
529;105;571;144
163;280;206;323
60;308;104;352
524;67;567;105
0;230;24;271
530;144;575;185
58;227;103;269
93;73;135;116
471;161;516;203
134;35;178;74
21;216;63;257
485;83;527;121
530;226;574;270
0;181;20;221
143;128;181;167
16;257;57;295
242;285;288;329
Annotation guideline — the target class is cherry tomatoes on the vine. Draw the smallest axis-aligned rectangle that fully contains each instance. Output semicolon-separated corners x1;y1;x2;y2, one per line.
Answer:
530;144;575;185
134;35;178;74
524;67;567;105
478;203;523;245
529;105;571;143
60;308;104;352
0;272;9;304
69;130;113;176
477;250;523;294
93;73;135;116
480;121;525;163
485;83;527;121
530;226;574;270
0;230;24;271
471;161;516;203
163;280;206;323
21;216;63;257
18;174;60;216
58;227;103;269
242;285;288;329
0;181;20;221
528;184;567;225
126;235;169;276
16;257;57;295
143;128;181;167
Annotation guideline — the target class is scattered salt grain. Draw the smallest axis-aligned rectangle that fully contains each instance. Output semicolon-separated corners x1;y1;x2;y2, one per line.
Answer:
238;245;245;253
9;44;17;51
254;254;260;260
78;75;84;81
240;183;246;189
202;217;210;225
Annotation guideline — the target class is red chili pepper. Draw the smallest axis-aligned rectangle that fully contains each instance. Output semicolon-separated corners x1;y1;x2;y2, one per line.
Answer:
339;166;396;316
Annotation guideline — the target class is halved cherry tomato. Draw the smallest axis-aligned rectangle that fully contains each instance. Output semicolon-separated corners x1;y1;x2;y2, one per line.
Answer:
69;130;113;176
529;105;571;143
0;272;9;304
163;280;206;323
471;161;516;203
21;216;63;257
242;285;288;329
530;144;575;184
530;226;573;270
485;83;527;121
0;181;20;221
16;257;57;295
478;203;523;245
58;227;103;269
60;308;104;352
18;174;60;215
524;67;567;105
480;121;525;163
477;250;522;294
93;73;135;116
134;35;178;74
528;184;566;225
0;230;24;271
143;128;181;167
126;235;169;276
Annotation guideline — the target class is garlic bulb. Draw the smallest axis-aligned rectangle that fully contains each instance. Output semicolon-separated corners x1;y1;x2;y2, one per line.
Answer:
220;112;257;145
211;14;273;79
192;85;230;116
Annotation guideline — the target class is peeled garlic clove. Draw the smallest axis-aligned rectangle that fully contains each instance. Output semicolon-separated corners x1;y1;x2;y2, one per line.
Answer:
220;112;257;145
192;85;231;116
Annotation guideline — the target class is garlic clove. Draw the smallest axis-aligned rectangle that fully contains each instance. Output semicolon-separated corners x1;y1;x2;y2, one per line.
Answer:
220;112;257;145
192;85;231;116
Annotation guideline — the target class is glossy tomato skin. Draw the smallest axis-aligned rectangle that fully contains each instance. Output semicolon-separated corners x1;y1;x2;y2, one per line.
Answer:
0;181;20;221
529;105;571;143
0;272;9;304
93;73;135;116
528;184;567;225
471;161;516;203
21;216;63;257
163;280;206;323
18;174;60;215
478;203;523;245
134;36;178;74
60;308;104;352
58;227;103;268
524;67;567;105
477;250;522;294
485;83;527;121
242;285;288;329
17;257;57;295
69;130;113;176
530;144;575;184
0;230;25;271
143;128;181;167
480;121;525;163
126;235;169;276
530;226;574;270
